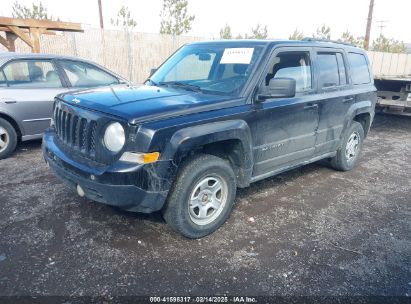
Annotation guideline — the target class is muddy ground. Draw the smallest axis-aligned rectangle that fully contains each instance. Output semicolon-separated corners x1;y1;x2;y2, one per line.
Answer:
0;114;410;298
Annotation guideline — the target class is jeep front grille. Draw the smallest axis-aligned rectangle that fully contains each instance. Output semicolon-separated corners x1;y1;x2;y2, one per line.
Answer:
54;107;98;159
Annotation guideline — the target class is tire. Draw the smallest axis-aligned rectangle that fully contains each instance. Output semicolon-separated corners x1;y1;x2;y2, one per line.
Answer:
0;118;18;160
330;121;365;171
162;154;237;239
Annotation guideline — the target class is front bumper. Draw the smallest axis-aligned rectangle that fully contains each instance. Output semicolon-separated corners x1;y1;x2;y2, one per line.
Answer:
43;129;170;213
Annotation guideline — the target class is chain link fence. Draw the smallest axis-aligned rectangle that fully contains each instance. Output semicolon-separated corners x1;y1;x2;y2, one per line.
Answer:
2;29;411;81
0;28;205;83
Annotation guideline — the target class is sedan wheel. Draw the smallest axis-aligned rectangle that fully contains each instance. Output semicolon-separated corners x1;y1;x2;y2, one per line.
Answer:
0;126;9;153
0;118;18;160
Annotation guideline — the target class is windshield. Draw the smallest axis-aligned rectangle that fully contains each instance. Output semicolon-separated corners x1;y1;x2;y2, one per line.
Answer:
149;44;264;95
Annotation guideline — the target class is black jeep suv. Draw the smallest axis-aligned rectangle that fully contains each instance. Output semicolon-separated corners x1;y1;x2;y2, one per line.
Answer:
43;39;376;238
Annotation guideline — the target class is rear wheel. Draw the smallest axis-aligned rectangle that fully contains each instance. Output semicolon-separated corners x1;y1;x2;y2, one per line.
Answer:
0;118;17;160
330;121;364;171
162;154;237;238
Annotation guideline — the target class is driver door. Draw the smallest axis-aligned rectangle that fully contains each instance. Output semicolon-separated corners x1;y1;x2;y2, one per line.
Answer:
249;47;320;178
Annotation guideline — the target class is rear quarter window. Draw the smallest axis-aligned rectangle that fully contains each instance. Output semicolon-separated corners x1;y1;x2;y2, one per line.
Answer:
348;53;371;85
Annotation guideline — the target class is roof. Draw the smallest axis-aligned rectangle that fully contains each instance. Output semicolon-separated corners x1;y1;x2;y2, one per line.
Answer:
0;51;86;62
0;51;109;70
187;39;364;52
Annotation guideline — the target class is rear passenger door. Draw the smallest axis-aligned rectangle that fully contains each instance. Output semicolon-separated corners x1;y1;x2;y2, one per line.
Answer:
313;49;352;155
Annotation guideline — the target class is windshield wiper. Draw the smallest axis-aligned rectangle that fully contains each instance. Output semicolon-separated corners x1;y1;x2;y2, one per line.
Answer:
159;81;202;92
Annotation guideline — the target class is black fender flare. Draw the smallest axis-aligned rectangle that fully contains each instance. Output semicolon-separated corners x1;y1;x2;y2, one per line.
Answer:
342;100;374;140
162;120;253;187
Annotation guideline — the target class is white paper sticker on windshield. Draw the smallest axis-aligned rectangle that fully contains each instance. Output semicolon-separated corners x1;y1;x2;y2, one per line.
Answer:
220;48;254;64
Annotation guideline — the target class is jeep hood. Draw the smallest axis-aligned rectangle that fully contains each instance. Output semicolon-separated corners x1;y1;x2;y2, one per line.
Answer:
59;84;234;123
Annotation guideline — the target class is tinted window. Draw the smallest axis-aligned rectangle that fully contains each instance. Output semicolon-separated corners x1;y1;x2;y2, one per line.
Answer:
317;53;340;88
3;60;62;88
60;60;119;88
265;51;312;93
348;53;371;85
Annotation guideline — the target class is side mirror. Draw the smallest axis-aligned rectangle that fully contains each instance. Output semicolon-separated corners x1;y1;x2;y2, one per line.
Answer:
258;78;296;101
149;68;157;77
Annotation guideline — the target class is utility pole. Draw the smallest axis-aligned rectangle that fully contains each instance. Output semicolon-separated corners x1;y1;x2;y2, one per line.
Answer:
98;0;104;29
364;0;374;50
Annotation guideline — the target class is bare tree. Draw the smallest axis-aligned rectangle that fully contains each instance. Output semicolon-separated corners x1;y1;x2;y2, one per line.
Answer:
289;29;304;40
236;24;268;39
313;25;331;40
12;1;57;20
159;0;195;36
339;30;364;48
250;24;268;39
110;6;137;32
219;24;232;39
372;34;406;53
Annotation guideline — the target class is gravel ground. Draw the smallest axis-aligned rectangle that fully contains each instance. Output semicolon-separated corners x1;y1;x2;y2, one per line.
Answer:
0;114;410;298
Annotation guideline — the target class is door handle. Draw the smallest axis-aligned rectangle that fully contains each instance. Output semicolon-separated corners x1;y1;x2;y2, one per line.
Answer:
1;98;17;104
343;97;354;102
304;103;318;110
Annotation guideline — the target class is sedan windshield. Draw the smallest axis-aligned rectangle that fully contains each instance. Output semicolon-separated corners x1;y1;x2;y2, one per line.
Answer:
149;44;264;95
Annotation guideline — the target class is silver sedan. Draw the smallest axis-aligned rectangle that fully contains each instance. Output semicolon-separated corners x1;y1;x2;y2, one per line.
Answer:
0;52;129;159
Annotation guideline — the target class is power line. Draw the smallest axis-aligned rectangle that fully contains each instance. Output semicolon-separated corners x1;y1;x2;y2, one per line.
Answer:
376;20;388;36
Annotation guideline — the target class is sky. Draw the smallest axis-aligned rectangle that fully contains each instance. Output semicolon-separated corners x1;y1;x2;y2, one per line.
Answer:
0;0;410;42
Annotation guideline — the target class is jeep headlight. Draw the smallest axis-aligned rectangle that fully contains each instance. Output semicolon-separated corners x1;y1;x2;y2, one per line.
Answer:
103;122;125;152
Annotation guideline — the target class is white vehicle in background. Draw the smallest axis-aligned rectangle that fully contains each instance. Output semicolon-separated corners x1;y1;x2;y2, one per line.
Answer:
368;50;411;116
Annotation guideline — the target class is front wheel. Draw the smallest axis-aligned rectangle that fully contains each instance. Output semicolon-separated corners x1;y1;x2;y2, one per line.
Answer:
330;121;365;171
162;154;237;239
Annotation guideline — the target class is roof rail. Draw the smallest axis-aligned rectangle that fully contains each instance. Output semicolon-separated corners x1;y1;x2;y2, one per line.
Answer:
302;37;357;47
